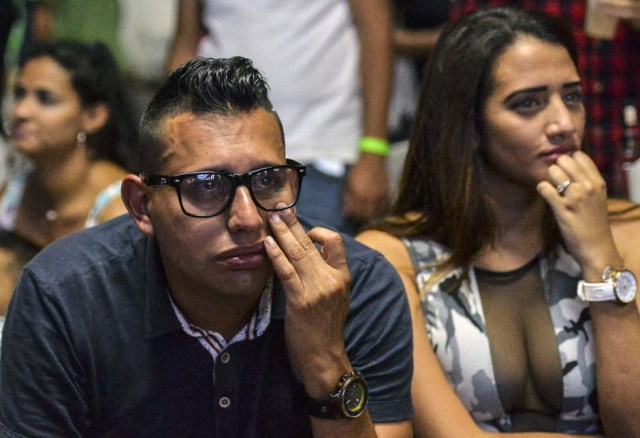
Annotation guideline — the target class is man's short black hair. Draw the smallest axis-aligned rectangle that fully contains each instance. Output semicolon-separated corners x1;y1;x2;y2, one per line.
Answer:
139;56;283;174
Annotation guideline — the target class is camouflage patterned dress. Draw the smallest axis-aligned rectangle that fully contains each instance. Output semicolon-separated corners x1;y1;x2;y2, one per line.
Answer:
403;237;601;434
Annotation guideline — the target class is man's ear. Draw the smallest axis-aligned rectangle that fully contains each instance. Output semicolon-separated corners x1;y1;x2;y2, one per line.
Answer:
121;175;155;237
81;103;110;134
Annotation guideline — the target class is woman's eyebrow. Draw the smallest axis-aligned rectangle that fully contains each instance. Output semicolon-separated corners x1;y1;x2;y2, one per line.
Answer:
504;81;582;102
563;81;582;89
504;86;546;101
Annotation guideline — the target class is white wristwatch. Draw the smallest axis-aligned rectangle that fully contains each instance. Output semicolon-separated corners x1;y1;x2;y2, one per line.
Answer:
577;267;638;304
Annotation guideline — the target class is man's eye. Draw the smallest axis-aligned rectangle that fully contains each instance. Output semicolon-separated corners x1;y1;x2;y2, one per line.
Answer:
184;175;226;198
201;181;217;191
256;175;275;188
254;170;285;191
195;176;226;194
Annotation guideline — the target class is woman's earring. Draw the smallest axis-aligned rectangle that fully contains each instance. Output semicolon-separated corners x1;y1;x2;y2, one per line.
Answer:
76;131;87;148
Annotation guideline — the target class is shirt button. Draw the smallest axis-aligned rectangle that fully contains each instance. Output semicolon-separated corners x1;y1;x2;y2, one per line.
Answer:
219;397;231;408
220;352;230;364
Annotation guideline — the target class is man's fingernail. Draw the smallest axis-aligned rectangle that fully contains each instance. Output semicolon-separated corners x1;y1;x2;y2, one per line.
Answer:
269;212;282;223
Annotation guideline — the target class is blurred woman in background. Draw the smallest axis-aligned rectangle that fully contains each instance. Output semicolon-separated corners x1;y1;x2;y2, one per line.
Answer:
0;40;138;314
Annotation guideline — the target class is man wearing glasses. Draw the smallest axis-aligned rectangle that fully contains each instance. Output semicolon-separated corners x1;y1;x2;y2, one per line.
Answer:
0;57;413;436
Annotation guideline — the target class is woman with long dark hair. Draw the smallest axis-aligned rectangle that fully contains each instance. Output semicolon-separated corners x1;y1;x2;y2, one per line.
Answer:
358;7;640;437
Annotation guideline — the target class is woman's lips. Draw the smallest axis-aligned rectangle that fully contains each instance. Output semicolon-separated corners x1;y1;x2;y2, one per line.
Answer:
539;146;576;164
10;124;30;141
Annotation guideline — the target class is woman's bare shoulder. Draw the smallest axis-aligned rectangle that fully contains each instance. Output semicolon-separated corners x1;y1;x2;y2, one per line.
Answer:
608;199;640;271
86;161;129;223
89;160;128;184
608;198;640;217
356;229;414;278
609;199;640;230
357;229;403;251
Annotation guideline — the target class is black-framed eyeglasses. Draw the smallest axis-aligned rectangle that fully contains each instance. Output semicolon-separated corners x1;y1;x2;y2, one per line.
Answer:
141;159;306;218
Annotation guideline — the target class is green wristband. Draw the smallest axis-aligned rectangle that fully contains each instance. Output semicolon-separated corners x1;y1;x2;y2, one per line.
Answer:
358;136;390;157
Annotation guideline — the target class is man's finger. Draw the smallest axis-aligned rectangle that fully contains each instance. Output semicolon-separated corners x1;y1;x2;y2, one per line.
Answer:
267;208;322;267
308;227;349;275
264;235;301;288
277;207;317;252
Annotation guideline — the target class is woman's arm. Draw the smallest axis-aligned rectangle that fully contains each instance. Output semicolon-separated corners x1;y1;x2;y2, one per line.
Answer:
356;230;599;438
88;164;129;225
538;151;640;438
0;232;38;315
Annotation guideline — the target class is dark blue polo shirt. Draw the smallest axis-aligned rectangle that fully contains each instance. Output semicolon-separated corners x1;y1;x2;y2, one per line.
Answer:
0;215;412;437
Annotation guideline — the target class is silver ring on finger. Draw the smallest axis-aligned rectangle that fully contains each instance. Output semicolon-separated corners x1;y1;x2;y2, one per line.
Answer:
556;180;572;197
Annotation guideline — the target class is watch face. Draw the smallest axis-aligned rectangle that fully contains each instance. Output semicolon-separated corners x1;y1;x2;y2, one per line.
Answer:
341;377;368;418
615;271;638;304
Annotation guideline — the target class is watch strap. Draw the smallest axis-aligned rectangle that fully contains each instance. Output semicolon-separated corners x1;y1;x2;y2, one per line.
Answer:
577;280;616;302
307;395;344;420
307;371;367;420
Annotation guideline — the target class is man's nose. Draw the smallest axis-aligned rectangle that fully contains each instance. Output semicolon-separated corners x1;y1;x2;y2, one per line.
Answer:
226;186;263;232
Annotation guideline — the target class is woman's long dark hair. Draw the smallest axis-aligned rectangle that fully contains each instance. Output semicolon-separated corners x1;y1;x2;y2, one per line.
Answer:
19;40;139;172
377;7;577;273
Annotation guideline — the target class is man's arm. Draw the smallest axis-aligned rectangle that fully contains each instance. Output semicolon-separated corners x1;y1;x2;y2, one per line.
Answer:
393;26;444;59
165;0;203;74
264;208;412;437
31;0;54;42
343;0;394;225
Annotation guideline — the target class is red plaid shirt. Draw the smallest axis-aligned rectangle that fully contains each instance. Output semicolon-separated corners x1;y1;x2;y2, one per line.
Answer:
451;1;640;197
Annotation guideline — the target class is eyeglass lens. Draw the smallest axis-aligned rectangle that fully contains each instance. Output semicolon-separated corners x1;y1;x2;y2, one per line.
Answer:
179;166;301;216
